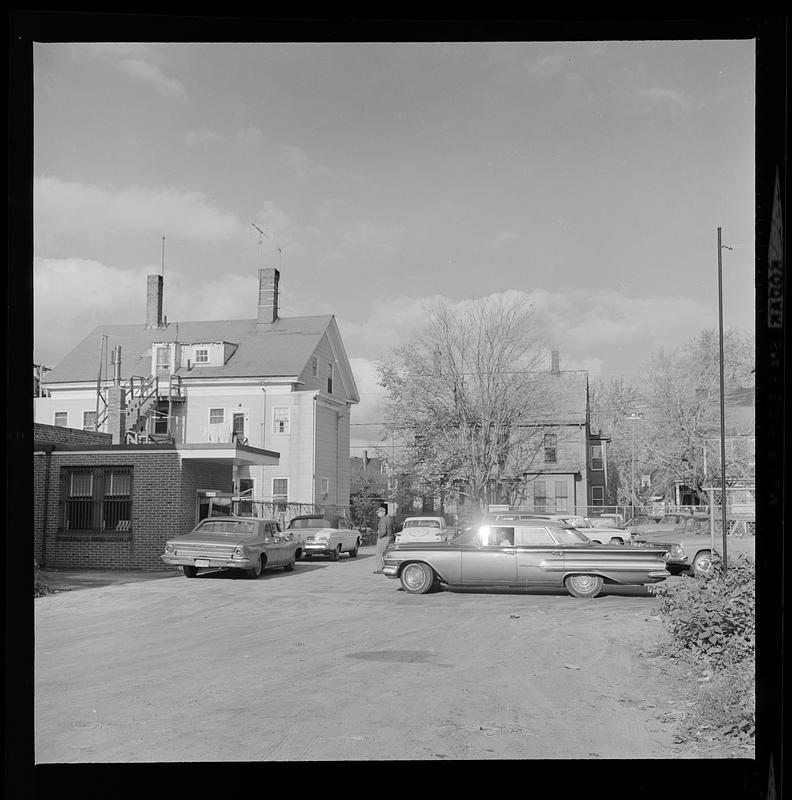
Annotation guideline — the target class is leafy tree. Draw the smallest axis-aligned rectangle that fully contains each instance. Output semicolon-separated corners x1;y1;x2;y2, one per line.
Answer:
377;294;569;515
591;328;754;507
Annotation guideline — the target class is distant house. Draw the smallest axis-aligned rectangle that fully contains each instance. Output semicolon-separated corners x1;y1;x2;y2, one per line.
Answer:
518;351;610;516
35;268;360;517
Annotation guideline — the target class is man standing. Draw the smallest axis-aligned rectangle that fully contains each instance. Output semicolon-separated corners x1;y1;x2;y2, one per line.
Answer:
373;505;394;574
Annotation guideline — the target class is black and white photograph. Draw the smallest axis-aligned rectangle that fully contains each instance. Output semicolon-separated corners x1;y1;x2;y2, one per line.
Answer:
9;13;786;796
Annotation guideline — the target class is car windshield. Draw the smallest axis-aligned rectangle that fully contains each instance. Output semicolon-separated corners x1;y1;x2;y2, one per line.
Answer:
403;519;440;528
196;520;258;535
287;518;336;530
549;526;593;545
589;517;621;528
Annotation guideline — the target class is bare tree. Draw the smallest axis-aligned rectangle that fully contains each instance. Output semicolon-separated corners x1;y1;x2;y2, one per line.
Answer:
377;294;566;514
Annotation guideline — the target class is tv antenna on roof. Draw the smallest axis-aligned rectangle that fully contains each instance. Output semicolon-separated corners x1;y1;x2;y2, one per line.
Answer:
251;223;267;245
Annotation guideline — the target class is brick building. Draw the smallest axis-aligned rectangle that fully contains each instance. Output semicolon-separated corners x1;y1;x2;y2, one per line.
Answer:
34;422;278;569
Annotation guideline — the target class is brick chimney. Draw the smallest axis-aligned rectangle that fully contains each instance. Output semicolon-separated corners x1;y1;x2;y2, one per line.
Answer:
551;350;560;375
107;385;127;444
257;268;280;324
146;274;164;329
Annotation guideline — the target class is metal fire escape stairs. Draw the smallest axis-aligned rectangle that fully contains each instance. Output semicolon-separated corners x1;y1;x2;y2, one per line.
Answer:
95;338;185;443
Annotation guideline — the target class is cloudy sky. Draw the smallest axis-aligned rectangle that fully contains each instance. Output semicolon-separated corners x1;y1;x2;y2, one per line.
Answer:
33;39;756;453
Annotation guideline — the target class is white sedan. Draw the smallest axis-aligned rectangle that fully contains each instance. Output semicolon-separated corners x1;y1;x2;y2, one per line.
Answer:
287;515;361;561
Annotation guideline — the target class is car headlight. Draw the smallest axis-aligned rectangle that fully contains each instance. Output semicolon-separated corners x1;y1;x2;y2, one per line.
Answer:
232;546;246;558
164;543;174;554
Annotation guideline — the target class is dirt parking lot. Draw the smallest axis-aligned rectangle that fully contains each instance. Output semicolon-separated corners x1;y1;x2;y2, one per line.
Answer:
34;545;746;762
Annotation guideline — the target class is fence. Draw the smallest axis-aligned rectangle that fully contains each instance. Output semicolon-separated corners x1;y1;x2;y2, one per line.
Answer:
229;499;352;530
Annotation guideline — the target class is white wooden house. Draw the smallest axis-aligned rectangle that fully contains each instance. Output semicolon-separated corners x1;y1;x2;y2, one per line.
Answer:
35;268;360;511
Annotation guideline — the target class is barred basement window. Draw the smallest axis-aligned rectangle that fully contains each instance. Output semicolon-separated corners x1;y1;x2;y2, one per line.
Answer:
63;466;133;532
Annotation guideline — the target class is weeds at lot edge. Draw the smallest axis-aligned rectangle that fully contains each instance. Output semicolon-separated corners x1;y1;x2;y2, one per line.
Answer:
34;562;58;597
647;553;755;750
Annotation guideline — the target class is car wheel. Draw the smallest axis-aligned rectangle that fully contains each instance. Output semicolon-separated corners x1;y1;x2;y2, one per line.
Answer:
564;574;604;598
692;551;714;577
246;557;263;579
182;565;198;578
329;545;341;562
609;537;624;545
400;562;435;594
349;540;360;558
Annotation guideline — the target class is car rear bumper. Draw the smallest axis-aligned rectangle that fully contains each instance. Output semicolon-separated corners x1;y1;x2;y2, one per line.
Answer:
303;543;332;555
160;554;253;569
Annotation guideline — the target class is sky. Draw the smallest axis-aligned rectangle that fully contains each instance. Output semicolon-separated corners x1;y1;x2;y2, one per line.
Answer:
32;39;756;454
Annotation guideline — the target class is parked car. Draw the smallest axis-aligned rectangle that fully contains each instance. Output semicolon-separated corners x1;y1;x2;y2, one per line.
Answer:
287;515;361;561
493;513;631;545
396;516;455;544
630;526;753;577
161;516;303;578
381;520;670;598
589;513;628;529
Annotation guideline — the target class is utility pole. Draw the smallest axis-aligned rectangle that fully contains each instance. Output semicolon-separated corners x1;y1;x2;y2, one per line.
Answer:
717;227;732;573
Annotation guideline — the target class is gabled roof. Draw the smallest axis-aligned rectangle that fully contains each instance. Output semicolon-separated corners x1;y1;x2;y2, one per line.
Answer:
44;315;337;384
523;372;589;425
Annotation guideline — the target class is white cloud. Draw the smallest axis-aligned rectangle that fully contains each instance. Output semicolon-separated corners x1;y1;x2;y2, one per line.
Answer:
526;53;569;77
237;124;265;147
34;258;150;365
117;58;189;102
341;223;403;252
279;145;328;181
185;129;224;147
34;176;248;250
639;87;692;110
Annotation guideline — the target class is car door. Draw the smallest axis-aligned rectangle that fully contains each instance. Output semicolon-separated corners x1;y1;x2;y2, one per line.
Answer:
264;521;286;566
513;525;566;586
460;525;518;585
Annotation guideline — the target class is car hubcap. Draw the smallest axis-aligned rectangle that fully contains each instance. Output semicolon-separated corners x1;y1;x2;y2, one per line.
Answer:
695;555;713;575
403;565;426;590
572;576;596;592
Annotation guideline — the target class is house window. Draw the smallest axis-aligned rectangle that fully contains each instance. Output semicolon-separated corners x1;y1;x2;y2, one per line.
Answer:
272;478;288;511
590;444;604;471
209;408;225;425
63;466;132;532
591;486;605;507
273;407;290;434
554;481;569;512
533;480;547;513
544;433;557;463
80;411;96;431
232;412;246;443
320;477;330;497
312;355;318;377
194;348;209;364
54;411;68;427
155;345;171;375
327;362;334;394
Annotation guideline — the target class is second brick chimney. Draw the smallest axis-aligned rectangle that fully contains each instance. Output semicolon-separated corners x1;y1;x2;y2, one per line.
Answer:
257;268;280;324
146;275;164;329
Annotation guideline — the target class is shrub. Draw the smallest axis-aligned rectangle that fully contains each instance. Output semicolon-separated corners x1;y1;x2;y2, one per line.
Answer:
649;553;755;748
649;552;755;670
34;561;56;598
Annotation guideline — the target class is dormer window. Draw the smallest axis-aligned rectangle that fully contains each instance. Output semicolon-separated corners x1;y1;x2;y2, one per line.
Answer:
194;348;209;364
